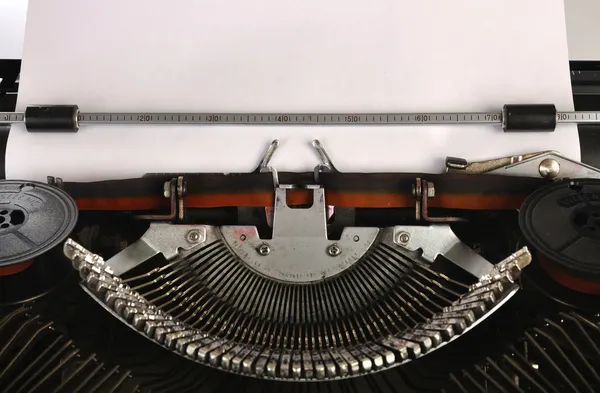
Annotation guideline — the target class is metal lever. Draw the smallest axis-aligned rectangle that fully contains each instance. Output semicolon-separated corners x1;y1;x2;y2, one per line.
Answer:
312;139;337;183
102;223;206;276
258;139;280;187
446;151;600;179
393;225;494;278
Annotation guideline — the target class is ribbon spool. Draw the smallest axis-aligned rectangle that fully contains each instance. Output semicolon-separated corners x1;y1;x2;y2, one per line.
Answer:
0;180;78;275
520;179;600;295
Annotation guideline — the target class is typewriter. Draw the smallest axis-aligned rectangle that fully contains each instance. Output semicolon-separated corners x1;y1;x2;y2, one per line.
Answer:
0;60;599;393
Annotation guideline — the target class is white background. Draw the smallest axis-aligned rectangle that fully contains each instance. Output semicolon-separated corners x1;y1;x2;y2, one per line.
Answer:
0;0;28;60
2;0;600;60
564;0;600;60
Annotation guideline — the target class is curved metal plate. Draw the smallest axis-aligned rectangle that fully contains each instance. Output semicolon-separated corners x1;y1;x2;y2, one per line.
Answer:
0;180;78;266
221;187;380;283
221;226;380;282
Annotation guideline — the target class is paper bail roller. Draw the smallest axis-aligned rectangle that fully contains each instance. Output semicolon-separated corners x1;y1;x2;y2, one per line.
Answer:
502;104;557;132
2;103;599;133
24;105;80;132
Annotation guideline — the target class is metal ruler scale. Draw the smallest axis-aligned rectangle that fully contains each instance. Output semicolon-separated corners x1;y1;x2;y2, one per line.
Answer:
3;111;503;125
1;104;599;131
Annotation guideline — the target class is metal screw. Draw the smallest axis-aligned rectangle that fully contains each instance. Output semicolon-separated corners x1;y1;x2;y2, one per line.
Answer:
353;235;360;242
181;181;187;196
257;243;271;256
426;182;435;198
538;158;560;179
163;181;172;198
240;234;247;241
397;232;410;244
187;230;201;243
327;244;341;256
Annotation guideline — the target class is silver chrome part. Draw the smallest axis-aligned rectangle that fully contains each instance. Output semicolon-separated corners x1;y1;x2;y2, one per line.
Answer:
104;223;206;276
487;151;600;179
74;107;80;130
258;140;280;187
256;243;271;256
327;244;342;257
426;182;435;198
0;112;25;123
312;139;335;171
538;158;560;179
393;225;494;278
396;231;410;244
187;229;202;243
555;111;600;124
447;151;600;179
445;152;544;175
64;238;531;381
70;111;506;125
221;187;379;282
163;181;172;198
3;108;600;127
477;247;531;286
176;177;185;220
258;139;280;170
312;139;337;183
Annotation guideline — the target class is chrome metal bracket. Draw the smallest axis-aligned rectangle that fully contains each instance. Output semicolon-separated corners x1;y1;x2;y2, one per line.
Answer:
393;224;494;278
103;222;206;276
446;151;600;179
258;139;281;187
136;176;186;221
312;139;337;183
261;139;337;227
413;178;465;223
221;186;380;283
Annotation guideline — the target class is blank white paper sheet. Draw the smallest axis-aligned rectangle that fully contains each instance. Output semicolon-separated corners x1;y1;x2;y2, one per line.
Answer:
7;0;579;181
0;0;28;60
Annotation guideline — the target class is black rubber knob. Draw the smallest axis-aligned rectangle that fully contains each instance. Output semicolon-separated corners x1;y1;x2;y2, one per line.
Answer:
502;104;556;132
25;105;79;132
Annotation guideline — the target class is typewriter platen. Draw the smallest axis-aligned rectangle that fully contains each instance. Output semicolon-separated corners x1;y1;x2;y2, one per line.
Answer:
1;62;600;393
